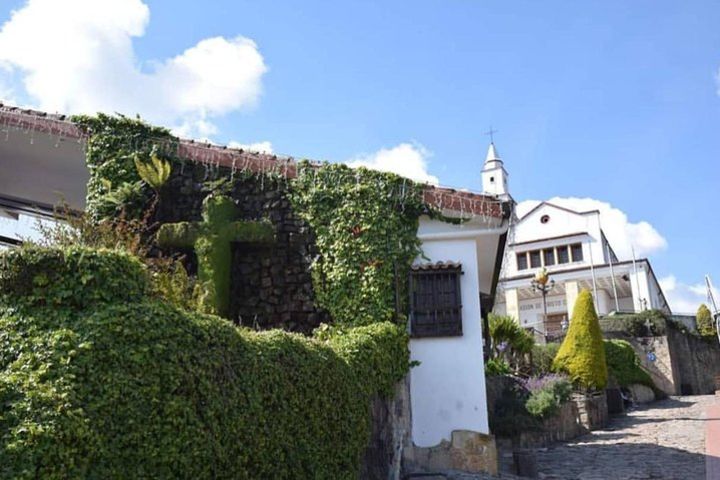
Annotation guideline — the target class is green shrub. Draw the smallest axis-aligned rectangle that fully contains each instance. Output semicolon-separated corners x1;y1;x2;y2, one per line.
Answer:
531;342;561;375
0;248;410;479
488;314;534;372
553;290;608;391
488;379;540;437
603;339;654;389
599;309;667;336
697;304;715;338
525;389;558;418
0;246;147;309
523;374;573;419
485;358;512;376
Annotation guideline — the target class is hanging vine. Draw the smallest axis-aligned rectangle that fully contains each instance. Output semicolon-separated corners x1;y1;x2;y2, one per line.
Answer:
290;161;426;326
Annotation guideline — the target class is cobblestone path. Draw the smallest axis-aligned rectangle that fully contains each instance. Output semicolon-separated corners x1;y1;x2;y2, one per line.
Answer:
448;395;718;480
532;395;716;480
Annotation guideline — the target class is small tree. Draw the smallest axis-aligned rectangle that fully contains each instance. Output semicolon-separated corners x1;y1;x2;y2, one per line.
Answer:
697;304;715;337
553;290;608;391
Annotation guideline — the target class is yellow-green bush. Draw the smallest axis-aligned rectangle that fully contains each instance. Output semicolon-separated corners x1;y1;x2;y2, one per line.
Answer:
697;304;715;337
0;247;410;479
553;290;608;390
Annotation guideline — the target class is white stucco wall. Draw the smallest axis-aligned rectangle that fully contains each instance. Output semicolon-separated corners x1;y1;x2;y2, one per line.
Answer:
409;238;489;446
508;204;605;277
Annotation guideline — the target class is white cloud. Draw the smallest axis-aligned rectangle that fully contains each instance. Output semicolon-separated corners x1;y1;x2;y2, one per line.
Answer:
516;197;667;260
0;0;267;138
227;140;273;153
659;275;720;315
348;142;439;184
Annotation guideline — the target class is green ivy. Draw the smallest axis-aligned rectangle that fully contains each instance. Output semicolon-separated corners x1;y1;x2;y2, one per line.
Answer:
73;114;176;220
0;246;147;309
603;339;655;389
0;247;410;479
290;162;426;325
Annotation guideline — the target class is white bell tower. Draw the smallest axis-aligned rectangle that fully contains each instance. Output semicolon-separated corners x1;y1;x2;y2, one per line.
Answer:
481;142;509;198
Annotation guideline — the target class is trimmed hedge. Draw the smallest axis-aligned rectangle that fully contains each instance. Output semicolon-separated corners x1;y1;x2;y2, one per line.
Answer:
0;246;147;308
697;304;715;337
599;309;667;337
553;289;608;391
603;339;655;389
530;342;561;375
0;247;410;479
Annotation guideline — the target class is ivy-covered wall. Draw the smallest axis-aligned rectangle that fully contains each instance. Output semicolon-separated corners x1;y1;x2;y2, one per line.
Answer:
75;114;431;332
158;163;331;331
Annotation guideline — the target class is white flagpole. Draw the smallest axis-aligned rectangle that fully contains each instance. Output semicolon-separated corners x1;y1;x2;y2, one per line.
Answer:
587;240;598;301
631;245;643;311
607;243;620;312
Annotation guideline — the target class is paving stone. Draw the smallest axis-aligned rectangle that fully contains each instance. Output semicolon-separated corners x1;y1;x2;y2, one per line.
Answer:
455;395;716;480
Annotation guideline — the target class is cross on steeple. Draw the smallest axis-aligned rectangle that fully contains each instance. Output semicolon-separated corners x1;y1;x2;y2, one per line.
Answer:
156;195;274;317
484;127;498;144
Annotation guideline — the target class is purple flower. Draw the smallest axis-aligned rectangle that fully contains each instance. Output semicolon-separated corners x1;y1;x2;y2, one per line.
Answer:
521;373;570;393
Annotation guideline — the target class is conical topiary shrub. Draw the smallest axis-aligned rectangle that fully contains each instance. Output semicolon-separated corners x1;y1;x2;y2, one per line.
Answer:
697;303;715;337
552;289;608;391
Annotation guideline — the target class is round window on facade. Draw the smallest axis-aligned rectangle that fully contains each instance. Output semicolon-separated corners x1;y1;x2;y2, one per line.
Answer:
540;215;550;224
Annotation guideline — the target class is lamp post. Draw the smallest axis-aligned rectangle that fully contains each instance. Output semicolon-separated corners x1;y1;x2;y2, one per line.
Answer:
531;267;555;335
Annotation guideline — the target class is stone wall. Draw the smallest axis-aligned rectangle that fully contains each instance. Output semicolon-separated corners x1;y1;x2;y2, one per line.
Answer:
666;327;720;395
157;163;330;332
362;381;411;480
512;401;584;448
573;391;608;431
606;328;720;396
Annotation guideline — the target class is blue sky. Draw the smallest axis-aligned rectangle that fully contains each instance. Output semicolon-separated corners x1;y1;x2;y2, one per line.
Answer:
1;0;719;311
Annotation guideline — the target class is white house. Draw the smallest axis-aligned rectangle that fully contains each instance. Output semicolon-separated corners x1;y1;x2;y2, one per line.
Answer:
0;104;512;475
493;195;671;336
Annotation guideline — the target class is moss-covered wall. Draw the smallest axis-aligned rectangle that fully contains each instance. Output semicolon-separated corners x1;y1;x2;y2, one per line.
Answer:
156;162;331;332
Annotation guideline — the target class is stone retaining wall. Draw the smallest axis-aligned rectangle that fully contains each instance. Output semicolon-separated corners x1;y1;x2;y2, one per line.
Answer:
605;328;720;396
666;327;720;395
573;391;608;431
512;401;584;448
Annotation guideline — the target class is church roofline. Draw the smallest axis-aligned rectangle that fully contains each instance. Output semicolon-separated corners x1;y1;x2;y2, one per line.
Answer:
517;201;600;222
0;103;508;219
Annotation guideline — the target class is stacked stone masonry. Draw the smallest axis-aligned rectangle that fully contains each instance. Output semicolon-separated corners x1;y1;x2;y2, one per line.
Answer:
158;162;330;333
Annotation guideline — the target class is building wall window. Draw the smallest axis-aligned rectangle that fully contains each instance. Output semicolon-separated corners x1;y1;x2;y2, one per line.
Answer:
515;242;585;271
557;246;569;264
570;243;584;262
543;249;555;266
529;250;542;268
409;265;463;337
517;253;528;270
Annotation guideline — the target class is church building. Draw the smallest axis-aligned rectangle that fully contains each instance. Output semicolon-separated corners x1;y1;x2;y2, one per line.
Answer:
483;144;671;337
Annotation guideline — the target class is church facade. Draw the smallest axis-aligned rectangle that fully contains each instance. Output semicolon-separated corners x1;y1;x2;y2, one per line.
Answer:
494;200;670;337
477;142;670;338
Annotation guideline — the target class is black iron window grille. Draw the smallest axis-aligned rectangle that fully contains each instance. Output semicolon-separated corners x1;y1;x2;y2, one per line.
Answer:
409;264;463;337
